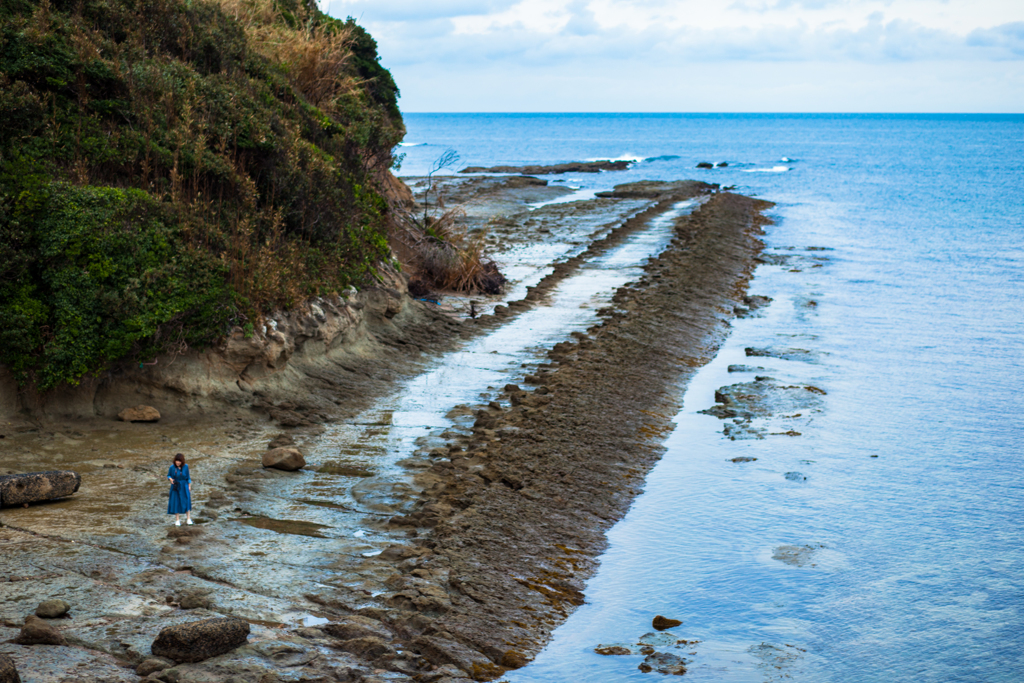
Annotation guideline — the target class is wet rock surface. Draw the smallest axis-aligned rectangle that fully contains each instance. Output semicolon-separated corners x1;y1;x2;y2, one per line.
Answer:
0;186;769;682
652;615;682;630
0;471;81;507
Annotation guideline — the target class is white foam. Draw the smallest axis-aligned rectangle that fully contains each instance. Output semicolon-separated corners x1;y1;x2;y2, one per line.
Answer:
743;166;791;173
398;142;426;147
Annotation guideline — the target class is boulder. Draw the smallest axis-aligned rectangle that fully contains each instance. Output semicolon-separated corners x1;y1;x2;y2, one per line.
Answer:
0;654;21;683
261;447;305;471
696;161;714;169
118;405;161;422
651;615;682;630
151;617;249;663
0;471;81;507
35;599;70;619
14;615;67;645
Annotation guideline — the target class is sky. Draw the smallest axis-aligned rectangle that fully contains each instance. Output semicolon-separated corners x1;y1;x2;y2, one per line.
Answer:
322;0;1024;112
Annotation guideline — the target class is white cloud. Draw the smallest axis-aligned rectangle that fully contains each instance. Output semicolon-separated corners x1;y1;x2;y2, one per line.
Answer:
323;0;1024;111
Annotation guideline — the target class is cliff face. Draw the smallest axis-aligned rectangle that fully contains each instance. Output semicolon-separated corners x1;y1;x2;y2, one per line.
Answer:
0;0;405;395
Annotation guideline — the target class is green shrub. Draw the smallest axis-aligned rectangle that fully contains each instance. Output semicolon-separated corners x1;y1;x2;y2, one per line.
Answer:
0;0;404;389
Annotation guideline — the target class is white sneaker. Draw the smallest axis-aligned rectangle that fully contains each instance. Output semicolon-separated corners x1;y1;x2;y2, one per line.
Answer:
175;519;181;526
186;519;194;525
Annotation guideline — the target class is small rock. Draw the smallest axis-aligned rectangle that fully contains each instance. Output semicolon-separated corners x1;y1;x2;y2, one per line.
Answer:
639;651;688;674
696;161;714;169
151;617;249;663
594;645;632;655
784;471;807;482
14;615;67;645
0;653;21;683
178;590;212;610
729;457;757;463
35;599;70;619
136;658;173;677
261;447;305;471
118;405;161;422
267;434;294;449
652;615;682;630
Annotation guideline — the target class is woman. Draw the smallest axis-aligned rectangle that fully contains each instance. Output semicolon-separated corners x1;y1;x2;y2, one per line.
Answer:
167;453;193;526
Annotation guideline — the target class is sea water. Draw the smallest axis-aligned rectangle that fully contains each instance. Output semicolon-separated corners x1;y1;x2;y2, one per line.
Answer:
399;114;1024;681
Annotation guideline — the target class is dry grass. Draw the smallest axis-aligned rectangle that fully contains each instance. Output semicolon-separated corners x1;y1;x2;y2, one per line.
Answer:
215;0;359;110
392;208;505;294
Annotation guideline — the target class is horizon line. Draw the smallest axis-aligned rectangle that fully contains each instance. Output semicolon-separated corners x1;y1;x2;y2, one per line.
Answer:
400;111;1024;116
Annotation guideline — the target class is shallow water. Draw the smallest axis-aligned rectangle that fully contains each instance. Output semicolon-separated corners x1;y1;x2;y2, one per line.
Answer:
401;114;1024;681
247;200;700;539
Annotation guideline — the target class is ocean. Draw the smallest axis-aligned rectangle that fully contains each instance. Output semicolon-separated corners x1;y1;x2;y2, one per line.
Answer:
398;114;1024;682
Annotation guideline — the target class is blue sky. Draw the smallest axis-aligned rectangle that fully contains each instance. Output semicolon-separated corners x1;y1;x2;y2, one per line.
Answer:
323;0;1024;112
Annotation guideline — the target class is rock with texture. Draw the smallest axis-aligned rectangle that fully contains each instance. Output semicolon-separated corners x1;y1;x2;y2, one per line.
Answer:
118;405;161;422
639;651;688;674
261;447;306;471
0;654;21;683
14;615;68;645
651;615;682;630
334;636;395;661
323;615;392;641
413;635;503;680
151;617;249;663
0;471;81;507
136;658;173;677
35;599;70;618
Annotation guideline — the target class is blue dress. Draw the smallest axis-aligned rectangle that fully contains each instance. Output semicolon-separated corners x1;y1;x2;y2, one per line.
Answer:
167;464;192;514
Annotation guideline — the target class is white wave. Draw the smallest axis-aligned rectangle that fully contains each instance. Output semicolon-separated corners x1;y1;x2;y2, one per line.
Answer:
398;142;427;147
780;156;792;162
743;165;791;173
585;153;642;163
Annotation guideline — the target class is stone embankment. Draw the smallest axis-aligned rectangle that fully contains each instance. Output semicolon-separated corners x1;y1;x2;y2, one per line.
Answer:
362;191;771;679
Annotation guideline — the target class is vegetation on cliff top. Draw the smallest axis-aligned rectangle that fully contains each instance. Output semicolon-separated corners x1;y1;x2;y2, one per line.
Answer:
0;0;403;390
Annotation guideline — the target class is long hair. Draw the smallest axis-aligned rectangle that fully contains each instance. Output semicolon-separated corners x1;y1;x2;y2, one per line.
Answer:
172;453;186;467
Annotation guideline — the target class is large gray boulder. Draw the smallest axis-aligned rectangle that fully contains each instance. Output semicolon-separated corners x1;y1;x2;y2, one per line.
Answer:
0;471;81;507
151;617;249;663
0;653;21;683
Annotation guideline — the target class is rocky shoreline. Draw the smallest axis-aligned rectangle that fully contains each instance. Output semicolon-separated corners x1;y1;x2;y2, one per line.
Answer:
0;186;771;683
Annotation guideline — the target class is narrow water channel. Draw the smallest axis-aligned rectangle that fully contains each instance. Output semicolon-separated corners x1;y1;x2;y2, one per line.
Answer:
228;200;701;562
